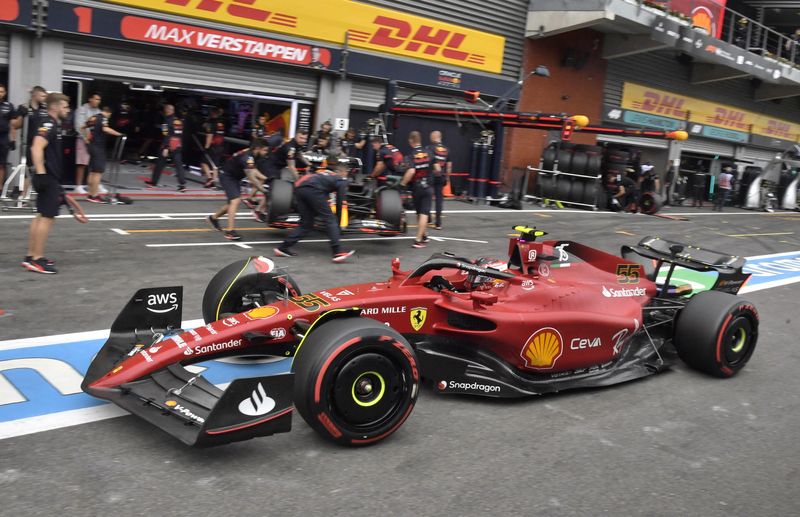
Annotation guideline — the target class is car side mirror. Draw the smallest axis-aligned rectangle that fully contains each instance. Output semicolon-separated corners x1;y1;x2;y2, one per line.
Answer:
470;291;498;308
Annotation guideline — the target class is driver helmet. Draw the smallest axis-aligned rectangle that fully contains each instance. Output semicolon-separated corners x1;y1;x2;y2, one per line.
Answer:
469;258;506;289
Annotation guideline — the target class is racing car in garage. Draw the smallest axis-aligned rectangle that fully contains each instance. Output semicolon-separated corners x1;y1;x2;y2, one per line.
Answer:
82;226;758;447
267;155;407;236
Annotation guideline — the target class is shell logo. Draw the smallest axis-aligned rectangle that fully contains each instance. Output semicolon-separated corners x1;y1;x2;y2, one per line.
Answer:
520;327;564;369
164;400;177;408
247;306;280;319
692;6;715;35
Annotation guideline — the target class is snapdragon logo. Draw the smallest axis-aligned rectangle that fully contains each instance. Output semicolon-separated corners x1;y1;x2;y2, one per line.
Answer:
602;286;647;298
186;339;242;356
444;380;501;393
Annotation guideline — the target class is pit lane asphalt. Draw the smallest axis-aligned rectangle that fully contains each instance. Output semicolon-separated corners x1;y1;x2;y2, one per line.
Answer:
1;200;799;516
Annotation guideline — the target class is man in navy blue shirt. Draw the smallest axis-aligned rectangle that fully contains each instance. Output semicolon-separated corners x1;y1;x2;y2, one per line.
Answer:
207;141;269;241
274;156;355;263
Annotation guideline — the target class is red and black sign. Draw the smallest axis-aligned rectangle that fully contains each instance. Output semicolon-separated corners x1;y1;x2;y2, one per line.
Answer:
0;0;32;27
46;1;339;71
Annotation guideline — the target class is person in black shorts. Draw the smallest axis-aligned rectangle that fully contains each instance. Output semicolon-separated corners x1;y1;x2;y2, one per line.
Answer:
400;131;437;248
23;92;87;274
274;156;355;263
146;104;187;192
85;105;122;203
201;107;226;188
427;130;451;230
207;140;269;241
0;84;18;187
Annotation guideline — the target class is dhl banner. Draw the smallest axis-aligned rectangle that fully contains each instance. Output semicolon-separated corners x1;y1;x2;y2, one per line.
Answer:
622;82;800;142
100;0;505;73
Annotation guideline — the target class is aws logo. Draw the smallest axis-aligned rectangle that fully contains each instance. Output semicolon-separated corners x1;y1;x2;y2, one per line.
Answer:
520;328;563;370
146;292;178;314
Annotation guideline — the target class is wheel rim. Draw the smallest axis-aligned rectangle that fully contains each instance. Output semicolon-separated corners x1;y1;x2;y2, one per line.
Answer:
351;371;386;407
724;317;753;366
331;351;407;428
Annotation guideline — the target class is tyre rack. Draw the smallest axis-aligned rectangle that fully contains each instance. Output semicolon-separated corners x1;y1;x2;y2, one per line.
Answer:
524;165;602;210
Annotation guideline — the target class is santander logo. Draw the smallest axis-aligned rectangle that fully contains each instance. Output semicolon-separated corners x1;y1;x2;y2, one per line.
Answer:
238;382;276;416
602;285;647;298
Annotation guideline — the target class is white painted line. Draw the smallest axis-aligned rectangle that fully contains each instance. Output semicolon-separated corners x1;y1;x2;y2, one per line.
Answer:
0;212;253;220
740;276;800;294
147;235;420;248
0;319;205;352
0;404;128;440
110;228;129;235
235;243;253;249
435;236;490;244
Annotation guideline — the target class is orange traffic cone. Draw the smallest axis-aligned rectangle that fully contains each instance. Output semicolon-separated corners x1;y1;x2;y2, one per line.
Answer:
443;182;454;198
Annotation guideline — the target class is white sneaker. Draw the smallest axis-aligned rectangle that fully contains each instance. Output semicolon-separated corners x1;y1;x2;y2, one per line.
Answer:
73;185;87;194
98;185;108;194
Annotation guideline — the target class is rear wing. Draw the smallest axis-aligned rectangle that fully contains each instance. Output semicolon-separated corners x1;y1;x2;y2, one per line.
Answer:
621;236;750;295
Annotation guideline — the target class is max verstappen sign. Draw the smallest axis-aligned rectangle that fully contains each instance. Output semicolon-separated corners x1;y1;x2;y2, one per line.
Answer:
47;2;335;69
99;0;505;73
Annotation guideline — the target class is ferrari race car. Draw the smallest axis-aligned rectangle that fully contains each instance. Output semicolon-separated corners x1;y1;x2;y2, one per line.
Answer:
82;227;758;447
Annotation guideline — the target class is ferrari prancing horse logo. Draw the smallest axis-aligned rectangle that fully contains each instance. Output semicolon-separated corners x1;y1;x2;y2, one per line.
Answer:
410;307;427;331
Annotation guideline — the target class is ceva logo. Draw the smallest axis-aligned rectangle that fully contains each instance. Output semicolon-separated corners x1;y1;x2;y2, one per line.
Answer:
238;382;276;417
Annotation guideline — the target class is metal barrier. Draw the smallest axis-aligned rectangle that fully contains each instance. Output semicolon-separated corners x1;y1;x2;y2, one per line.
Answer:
524;165;602;210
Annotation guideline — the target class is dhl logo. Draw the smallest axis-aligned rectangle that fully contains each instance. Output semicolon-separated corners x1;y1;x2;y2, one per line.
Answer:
348;16;486;67
164;0;297;28
631;92;688;119
764;120;794;139
707;108;749;131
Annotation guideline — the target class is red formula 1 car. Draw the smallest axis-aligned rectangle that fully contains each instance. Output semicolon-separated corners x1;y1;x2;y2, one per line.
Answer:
82;227;758;447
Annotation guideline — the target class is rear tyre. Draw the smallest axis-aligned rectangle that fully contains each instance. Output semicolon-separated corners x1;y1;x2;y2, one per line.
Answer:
292;318;419;445
268;179;294;223
376;188;405;233
202;257;301;323
674;291;758;377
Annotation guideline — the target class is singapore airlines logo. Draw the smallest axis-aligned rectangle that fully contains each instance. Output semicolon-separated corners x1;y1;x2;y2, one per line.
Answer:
238;382;276;416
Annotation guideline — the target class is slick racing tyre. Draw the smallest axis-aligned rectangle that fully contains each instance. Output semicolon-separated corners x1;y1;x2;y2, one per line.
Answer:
556;176;572;202
375;188;405;233
268;179;294;224
570;150;588;176
570;178;586;204
202;256;301;323
586;153;602;177
541;146;557;171
539;174;556;200
279;167;295;181
556;148;573;173
582;181;600;207
292;318;419;446
674;291;758;378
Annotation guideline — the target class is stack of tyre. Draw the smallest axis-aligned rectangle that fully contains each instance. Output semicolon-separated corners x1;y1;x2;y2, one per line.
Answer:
539;143;603;208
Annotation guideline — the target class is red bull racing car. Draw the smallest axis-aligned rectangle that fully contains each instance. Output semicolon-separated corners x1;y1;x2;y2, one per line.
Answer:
82;226;758;447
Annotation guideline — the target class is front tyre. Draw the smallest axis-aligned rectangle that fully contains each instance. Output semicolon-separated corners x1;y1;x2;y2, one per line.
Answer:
202;256;301;323
674;291;758;377
292;318;419;445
